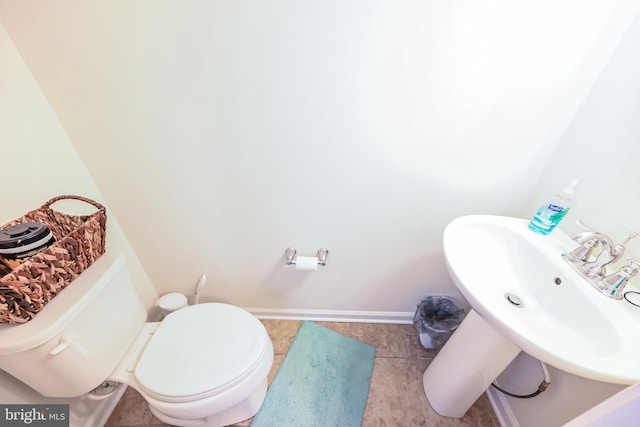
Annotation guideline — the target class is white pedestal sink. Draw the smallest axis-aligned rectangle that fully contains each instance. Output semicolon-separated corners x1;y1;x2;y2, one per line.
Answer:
423;215;640;418
423;309;520;417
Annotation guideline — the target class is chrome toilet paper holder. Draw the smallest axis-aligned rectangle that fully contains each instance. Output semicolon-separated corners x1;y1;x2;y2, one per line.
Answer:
285;247;329;267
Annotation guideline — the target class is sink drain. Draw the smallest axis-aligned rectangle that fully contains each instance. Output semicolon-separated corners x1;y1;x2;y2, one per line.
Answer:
505;293;524;307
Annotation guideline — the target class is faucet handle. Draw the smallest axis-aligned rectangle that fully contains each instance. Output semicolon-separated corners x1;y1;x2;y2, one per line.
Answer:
610;231;639;259
599;260;640;299
576;219;596;231
628;259;640;272
622;231;639;246
571;219;597;243
614;260;640;276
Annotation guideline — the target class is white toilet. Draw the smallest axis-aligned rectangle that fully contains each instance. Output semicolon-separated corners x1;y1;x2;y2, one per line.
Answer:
0;251;274;427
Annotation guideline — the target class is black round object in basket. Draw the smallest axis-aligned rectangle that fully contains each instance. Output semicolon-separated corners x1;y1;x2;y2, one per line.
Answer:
0;222;55;270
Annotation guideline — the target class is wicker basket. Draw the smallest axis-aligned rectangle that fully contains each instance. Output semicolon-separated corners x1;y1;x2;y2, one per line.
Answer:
0;195;107;324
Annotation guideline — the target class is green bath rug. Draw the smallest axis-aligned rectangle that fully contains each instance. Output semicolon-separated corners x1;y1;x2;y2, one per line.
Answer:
251;321;376;427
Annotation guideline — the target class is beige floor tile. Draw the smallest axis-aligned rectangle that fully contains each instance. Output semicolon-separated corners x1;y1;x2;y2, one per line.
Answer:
260;319;301;355
106;320;500;427
400;323;438;360
349;323;410;358
463;395;500;427
105;387;155;426
362;357;429;426
268;353;284;385
314;320;351;336
407;355;431;379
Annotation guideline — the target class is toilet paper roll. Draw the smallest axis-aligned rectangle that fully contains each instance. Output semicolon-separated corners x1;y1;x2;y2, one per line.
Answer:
295;256;318;271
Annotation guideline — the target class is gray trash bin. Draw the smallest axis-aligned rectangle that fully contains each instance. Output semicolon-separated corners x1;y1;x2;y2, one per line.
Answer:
413;296;465;351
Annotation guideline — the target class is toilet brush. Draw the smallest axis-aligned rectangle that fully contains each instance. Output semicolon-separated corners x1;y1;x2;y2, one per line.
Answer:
193;274;207;305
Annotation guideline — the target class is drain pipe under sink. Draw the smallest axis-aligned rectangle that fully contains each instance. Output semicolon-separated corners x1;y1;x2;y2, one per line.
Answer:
492;360;551;399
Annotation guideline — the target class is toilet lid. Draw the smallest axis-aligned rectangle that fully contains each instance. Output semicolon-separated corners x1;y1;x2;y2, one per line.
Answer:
134;303;269;402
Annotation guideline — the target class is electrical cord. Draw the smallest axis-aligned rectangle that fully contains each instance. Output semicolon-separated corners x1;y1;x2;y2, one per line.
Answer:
491;360;551;399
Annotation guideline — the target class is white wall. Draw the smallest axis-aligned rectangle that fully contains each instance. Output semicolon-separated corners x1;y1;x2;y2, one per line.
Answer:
0;24;156;310
2;2;640;426
1;1;637;318
522;16;640;245
0;22;157;425
495;10;640;427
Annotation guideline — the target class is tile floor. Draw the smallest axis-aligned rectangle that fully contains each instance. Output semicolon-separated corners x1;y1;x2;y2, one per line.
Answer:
106;320;499;427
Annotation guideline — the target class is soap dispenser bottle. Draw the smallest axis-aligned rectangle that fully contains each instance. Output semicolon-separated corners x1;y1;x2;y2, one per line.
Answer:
528;179;579;235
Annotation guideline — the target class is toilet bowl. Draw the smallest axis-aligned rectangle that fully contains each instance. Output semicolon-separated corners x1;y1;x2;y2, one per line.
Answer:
0;252;274;427
111;303;274;426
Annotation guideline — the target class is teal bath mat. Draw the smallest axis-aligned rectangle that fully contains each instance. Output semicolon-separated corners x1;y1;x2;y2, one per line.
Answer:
251;321;376;427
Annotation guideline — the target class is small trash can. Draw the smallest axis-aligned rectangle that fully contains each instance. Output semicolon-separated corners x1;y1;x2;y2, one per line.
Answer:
413;296;465;351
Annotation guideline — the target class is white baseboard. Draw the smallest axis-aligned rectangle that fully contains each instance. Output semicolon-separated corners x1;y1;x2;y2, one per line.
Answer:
242;307;415;324
486;387;520;427
84;383;127;427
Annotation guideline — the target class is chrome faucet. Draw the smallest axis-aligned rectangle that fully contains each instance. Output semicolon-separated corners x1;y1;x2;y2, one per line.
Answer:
565;232;614;267
584;232;638;277
562;220;639;298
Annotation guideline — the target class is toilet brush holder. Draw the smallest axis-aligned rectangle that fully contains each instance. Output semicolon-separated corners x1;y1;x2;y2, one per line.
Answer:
158;292;189;315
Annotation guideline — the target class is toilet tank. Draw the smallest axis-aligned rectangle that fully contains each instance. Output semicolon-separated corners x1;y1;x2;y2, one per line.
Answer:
0;251;147;397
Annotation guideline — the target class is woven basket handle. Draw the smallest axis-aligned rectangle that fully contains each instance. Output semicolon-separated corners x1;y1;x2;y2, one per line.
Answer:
41;195;106;215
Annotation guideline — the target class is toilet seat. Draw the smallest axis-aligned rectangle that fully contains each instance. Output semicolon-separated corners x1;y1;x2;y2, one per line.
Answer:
134;303;270;404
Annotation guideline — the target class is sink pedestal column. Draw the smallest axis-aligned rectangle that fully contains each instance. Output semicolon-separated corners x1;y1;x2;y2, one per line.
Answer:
422;309;521;418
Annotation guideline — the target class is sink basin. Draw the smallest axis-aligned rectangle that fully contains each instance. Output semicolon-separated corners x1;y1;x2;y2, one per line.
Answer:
443;215;640;384
422;215;640;418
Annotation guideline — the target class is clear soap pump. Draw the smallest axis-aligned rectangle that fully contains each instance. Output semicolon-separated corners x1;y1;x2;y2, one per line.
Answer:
528;179;579;235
